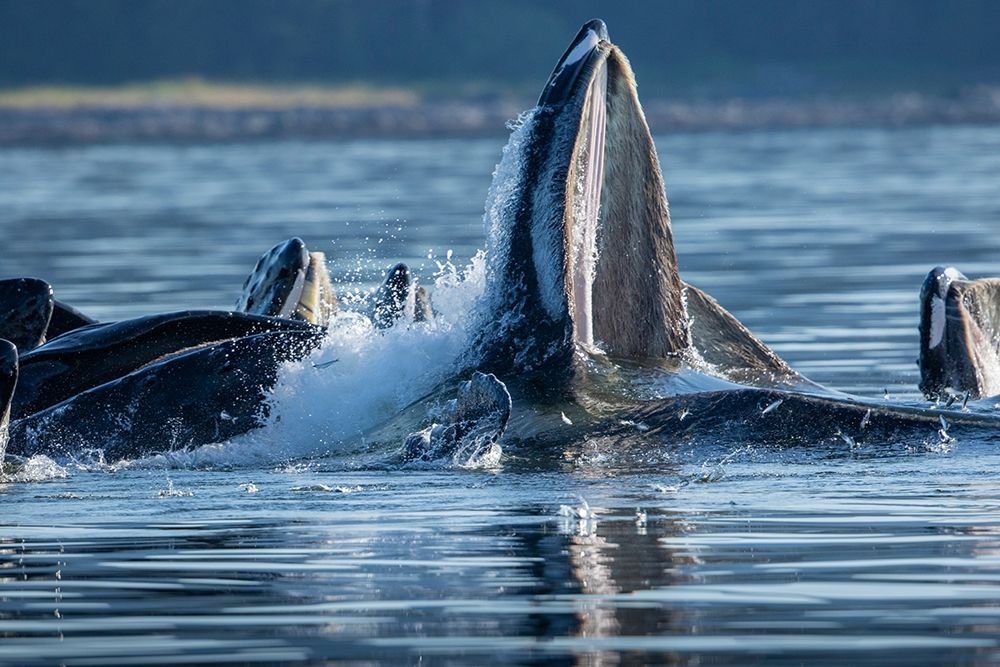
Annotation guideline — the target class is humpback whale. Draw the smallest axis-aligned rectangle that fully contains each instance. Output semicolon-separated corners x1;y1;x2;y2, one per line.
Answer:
370;263;434;329
472;21;800;386
8;328;323;461
237;237;338;326
0;239;446;462
919;266;1000;401
238;236;430;330
11;310;321;420
0;340;16;456
2;20;996;467
0;278;53;352
464;19;1000;448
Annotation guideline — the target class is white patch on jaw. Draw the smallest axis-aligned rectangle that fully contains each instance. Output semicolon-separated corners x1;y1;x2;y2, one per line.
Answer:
563;29;601;67
929;295;945;348
943;267;964;283
927;267;964;349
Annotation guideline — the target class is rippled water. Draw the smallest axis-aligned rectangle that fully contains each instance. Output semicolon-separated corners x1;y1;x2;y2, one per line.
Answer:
2;125;1000;664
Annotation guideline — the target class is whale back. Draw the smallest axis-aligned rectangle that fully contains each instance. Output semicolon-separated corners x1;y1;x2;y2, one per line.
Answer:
47;300;98;339
7;328;322;461
14;310;321;419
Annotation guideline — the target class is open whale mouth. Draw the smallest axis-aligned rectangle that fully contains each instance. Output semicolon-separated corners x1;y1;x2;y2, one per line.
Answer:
478;19;687;377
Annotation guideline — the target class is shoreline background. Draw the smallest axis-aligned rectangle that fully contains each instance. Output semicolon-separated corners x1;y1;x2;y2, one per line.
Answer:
3;82;1000;145
4;1;1000;145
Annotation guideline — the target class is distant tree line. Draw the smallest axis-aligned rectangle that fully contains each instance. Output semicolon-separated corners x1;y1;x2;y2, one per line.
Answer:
2;0;998;97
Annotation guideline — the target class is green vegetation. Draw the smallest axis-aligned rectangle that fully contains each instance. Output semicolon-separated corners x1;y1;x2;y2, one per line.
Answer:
0;80;418;109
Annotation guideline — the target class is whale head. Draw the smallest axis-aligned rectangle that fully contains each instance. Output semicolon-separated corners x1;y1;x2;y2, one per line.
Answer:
473;20;688;383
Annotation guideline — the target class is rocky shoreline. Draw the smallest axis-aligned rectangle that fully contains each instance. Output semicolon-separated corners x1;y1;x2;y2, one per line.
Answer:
2;87;999;145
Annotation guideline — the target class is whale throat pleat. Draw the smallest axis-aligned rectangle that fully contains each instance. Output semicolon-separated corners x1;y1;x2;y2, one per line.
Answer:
591;47;688;359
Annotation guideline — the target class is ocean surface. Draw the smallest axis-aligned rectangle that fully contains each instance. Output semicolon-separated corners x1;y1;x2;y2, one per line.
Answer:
1;125;1000;665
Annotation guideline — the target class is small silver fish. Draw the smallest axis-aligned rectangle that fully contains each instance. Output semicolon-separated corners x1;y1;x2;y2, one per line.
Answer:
761;399;783;415
860;409;872;429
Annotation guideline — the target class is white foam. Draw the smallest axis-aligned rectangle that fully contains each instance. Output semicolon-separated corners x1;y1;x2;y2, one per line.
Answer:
2;455;69;483
230;109;549;467
481;110;537;314
116;252;490;469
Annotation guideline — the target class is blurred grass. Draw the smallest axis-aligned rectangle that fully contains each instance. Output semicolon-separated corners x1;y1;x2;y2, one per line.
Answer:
0;78;421;108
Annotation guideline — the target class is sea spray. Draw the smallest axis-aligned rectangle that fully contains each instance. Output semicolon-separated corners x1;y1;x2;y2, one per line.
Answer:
240;112;542;466
115;251;490;470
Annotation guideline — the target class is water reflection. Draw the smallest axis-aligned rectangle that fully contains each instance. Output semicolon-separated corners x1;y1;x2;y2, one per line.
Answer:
2;467;1000;664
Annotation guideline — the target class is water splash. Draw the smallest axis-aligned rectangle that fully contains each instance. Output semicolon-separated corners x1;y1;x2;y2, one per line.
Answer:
1;455;69;483
156;477;193;497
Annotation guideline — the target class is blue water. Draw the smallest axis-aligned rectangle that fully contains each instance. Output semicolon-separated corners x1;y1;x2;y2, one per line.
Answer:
2;125;1000;664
